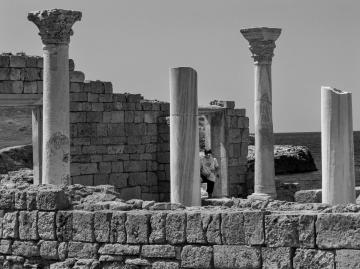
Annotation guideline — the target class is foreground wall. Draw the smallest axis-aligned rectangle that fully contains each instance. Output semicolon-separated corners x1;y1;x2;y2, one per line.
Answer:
0;53;249;201
0;187;359;268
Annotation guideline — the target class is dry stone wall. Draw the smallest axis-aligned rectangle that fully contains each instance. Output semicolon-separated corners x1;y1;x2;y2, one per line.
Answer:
0;186;358;268
0;53;249;200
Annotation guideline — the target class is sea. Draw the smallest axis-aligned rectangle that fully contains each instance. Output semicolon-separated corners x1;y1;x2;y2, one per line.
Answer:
274;131;360;189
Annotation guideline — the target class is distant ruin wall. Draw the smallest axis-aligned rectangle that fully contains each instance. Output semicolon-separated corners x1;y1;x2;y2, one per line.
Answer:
0;53;249;200
0;187;357;268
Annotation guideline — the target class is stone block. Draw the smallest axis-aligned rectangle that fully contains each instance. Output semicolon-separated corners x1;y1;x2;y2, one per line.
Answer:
26;190;37;210
166;212;186;244
152;261;179;269
0;68;21;80
56;211;73;241
36;188;70;211
202;211;221;244
128;172;147;186
38;212;56;240
295;189;322;203
186;212;206;244
118;186;141;200
0;240;11;254
262;247;292;269
0;55;9;67
67;242;98;259
40;240;58;260
316;213;360;249
243;211;265;245
0;190;14;210
299;214;316;248
23;67;41;81
149;212;166;244
12;241;39;257
72;211;94;242
126;212;150;244
213;245;260;269
109;211;126;243
9;55;26;67
2;212;18;239
94;211;112;243
221;211;245;244
98;244;140;255
265;214;299;247
18;211;38;240
181;245;212;268
58;242;68;261
70;71;85;82
0;81;23;93
109;173;128;188
293;249;334;269
336;249;360;269
141;245;176;258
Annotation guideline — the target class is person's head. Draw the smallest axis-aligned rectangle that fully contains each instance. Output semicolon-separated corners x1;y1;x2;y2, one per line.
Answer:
204;149;212;157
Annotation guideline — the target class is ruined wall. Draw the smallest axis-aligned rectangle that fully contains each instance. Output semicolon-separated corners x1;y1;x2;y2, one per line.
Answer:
0;186;358;268
0;53;249;200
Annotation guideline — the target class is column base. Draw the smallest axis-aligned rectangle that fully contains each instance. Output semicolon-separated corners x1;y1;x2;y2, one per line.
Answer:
247;193;275;201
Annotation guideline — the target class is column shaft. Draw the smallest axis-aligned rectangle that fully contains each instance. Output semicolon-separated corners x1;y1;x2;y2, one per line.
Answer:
170;67;200;206
42;44;71;184
321;86;355;204
253;63;276;197
32;106;43;185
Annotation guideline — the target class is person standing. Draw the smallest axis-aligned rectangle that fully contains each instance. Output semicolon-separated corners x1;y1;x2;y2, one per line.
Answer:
200;149;219;198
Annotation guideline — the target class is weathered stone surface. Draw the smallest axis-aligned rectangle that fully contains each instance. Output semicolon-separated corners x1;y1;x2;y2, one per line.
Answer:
265;214;299;247
0;240;12;254
125;212;150;244
181;245;212;268
186;212;206;243
56;211;73;241
221;211;244;244
14;191;27;210
166;212;186;244
98;244;140;255
141;245;176;258
2;212;18;239
299;214;316;247
262;247;292;269
213;245;261;269
12;241;39;257
335;249;360;269
243;211;265;245
316;213;360;249
36;188;70;211
295;189;322;203
18;210;38;240
67;242;98;259
94;211;111;243
58;242;68;261
110;211;126;243
40;240;58;260
149;212;166;244
72;211;94;242
0;190;14;210
152;261;179;269
293;249;334;269
38;211;56;240
202;211;221;244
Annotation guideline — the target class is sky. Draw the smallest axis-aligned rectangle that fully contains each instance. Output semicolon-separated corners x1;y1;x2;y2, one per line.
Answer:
0;0;359;132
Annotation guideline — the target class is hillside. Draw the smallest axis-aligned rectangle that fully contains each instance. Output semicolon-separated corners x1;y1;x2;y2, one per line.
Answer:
0;107;32;149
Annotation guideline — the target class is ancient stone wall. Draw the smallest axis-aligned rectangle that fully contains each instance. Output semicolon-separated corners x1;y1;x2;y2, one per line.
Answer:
0;186;357;268
0;53;249;200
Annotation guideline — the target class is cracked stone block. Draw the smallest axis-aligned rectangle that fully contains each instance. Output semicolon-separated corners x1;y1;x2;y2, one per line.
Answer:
125;212;150;244
149;212;166;244
293;249;334;269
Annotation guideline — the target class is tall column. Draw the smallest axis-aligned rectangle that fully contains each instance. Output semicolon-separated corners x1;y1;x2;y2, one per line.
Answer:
170;67;200;206
32;106;43;185
321;86;355;205
28;9;81;185
241;27;281;200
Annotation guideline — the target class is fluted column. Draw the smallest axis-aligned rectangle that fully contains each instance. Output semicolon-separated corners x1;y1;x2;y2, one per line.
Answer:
170;67;200;206
28;9;81;185
321;86;355;205
241;27;281;199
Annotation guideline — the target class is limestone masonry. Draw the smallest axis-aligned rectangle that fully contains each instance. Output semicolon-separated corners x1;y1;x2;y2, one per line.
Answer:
0;53;249;201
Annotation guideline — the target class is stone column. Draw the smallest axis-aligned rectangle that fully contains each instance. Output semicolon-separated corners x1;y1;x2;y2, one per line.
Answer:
241;27;281;199
170;67;201;206
32;106;43;185
321;86;355;205
28;9;81;185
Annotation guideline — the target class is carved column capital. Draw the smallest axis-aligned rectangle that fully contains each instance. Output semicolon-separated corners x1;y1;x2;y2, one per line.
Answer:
240;27;281;64
28;9;82;45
